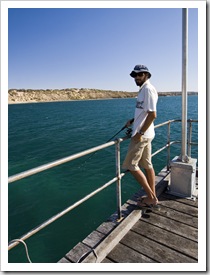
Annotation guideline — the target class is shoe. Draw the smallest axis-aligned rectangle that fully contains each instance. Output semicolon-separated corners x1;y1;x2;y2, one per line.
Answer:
137;195;147;201
137;198;160;209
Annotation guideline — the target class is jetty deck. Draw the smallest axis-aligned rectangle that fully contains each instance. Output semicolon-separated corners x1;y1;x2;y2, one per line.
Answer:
102;192;198;263
58;168;198;264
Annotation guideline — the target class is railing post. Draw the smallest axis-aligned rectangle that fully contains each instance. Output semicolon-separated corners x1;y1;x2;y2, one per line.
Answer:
188;120;192;157
115;139;122;220
181;8;189;162
167;122;171;171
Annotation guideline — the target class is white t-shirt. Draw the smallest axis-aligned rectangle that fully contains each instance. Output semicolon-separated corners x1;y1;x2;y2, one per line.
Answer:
132;80;158;138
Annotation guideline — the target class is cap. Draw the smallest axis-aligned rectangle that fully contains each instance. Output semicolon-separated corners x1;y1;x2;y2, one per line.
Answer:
130;65;151;78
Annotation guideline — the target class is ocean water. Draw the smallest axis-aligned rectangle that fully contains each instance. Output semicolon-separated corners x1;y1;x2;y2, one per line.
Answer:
8;96;198;263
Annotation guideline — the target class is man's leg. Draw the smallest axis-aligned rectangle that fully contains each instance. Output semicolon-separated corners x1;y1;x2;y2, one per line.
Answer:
130;169;157;204
145;167;156;197
123;138;158;205
138;139;158;203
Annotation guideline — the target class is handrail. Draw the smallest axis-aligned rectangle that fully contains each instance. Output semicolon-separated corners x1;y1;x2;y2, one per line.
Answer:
8;137;127;251
8;139;118;184
153;119;198;169
8;119;198;253
8;173;125;251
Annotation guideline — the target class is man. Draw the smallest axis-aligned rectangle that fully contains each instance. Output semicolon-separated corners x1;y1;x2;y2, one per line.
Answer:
122;65;158;208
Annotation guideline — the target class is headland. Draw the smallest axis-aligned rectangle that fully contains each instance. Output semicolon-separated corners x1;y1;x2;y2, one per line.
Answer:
8;88;198;104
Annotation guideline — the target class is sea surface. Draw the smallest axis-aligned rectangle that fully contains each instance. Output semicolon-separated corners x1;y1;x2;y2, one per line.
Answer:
8;96;198;263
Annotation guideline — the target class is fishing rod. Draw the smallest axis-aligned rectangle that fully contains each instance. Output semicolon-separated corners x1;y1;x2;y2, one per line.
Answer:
78;124;132;169
106;125;127;142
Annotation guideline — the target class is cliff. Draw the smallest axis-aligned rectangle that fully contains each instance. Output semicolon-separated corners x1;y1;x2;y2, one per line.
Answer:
8;88;138;103
8;88;198;104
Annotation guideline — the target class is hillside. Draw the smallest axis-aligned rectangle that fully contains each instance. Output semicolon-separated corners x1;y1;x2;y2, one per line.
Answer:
8;88;138;103
8;88;198;104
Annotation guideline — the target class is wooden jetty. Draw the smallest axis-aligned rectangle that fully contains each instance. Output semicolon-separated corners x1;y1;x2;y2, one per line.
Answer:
58;168;198;264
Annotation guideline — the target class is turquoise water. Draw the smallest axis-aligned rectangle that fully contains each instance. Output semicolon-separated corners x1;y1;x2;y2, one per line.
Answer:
8;96;198;263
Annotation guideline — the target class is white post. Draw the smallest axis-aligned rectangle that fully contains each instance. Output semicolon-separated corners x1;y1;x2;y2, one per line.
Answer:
169;8;197;199
181;8;189;162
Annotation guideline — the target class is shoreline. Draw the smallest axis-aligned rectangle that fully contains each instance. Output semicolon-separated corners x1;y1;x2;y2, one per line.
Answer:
8;97;133;105
8;89;198;105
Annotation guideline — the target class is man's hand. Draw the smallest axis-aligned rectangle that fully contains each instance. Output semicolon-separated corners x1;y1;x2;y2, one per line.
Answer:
125;118;134;128
132;132;143;142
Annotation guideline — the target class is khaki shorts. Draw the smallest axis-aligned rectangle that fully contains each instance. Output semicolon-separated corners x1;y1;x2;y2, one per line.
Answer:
122;137;153;171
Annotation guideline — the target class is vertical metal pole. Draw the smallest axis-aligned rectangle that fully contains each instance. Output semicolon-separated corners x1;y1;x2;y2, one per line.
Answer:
181;8;189;162
187;120;192;157
167;122;171;171
115;139;122;220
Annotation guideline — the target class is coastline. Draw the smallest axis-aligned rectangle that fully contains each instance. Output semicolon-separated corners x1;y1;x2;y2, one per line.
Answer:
8;97;133;105
8;88;198;104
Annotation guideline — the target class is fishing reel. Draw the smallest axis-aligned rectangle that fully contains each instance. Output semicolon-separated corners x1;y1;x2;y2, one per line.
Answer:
125;127;132;138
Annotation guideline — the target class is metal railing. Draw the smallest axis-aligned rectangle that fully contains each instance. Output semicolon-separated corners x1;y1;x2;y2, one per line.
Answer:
8;119;197;252
153;119;198;170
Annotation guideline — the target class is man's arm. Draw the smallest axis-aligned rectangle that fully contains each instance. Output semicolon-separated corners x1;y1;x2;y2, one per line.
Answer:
139;111;157;133
133;111;156;141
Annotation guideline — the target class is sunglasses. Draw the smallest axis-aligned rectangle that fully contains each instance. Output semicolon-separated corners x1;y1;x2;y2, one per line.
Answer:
133;72;144;77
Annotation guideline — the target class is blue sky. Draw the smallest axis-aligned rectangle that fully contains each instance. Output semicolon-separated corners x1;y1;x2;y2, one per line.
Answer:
8;7;198;92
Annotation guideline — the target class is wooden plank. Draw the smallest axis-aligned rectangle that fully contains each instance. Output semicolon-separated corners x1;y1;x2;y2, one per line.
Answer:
65;242;91;263
123;199;198;229
160;192;198;207
104;242;156;263
151;205;198;228
82;208;144;262
82;230;105;248
132;220;198;260
140;211;198;241
58;257;71;263
158;196;198;217
58;169;198;264
120;231;197;263
107;201;137;223
101;257;115;263
96;221;117;235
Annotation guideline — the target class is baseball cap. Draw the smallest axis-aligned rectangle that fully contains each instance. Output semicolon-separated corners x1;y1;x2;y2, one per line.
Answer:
130;65;151;78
